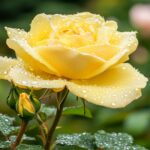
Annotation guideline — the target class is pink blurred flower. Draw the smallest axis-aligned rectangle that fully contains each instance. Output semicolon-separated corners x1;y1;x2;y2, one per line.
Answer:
131;46;149;64
130;4;150;37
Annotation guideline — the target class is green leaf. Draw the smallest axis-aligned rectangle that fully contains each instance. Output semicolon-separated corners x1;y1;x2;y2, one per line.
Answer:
56;133;95;150
0;140;12;149
0;113;18;136
40;104;56;118
40;105;92;119
0;135;35;149
16;144;44;150
127;145;148;150
0;135;16;149
124;111;150;135
10;135;35;142
94;130;133;149
22;135;35;141
105;145;147;150
56;131;147;149
63;106;92;118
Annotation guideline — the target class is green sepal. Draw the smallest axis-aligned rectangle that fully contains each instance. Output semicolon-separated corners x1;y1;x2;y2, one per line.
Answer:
29;94;41;113
7;86;19;110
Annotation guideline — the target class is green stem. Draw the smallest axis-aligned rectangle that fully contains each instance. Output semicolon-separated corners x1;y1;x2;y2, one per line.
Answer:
11;120;28;150
44;89;68;150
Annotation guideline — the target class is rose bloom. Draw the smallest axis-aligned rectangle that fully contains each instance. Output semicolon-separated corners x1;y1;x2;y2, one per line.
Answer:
130;4;150;37
0;12;148;108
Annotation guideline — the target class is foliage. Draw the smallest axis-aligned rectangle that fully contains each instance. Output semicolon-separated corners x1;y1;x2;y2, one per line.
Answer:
0;113;18;136
56;130;147;150
16;144;43;150
0;109;148;149
56;132;95;150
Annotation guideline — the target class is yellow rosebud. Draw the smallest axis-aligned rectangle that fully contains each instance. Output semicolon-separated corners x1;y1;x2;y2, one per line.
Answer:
16;93;41;120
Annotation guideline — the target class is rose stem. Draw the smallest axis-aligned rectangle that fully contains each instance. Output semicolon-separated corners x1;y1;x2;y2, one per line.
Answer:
45;89;69;150
11;120;28;150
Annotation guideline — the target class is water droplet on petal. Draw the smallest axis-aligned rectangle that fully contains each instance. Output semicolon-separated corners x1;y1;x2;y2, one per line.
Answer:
111;102;116;106
135;88;139;91
22;81;27;84
82;90;87;93
124;94;128;97
137;77;141;81
3;71;7;74
122;66;126;70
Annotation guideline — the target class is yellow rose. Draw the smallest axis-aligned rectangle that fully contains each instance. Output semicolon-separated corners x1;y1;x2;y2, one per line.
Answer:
0;12;148;108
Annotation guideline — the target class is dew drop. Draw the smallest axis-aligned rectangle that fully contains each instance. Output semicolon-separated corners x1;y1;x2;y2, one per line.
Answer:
3;71;7;74
82;89;87;93
137;77;141;81
122;66;126;70
124;94;128;97
135;88;139;91
22;81;27;84
111;102;116;106
5;119;8;122
32;81;37;85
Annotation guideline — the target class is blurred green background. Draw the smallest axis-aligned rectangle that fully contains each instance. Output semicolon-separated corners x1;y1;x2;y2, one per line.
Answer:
0;0;150;149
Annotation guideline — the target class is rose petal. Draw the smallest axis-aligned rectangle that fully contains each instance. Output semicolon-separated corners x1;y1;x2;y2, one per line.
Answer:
28;13;52;46
0;57;147;108
8;64;66;89
5;27;27;39
0;56;17;80
114;32;138;63
96;21;118;45
78;44;120;60
105;20;118;29
36;45;105;79
58;33;95;48
75;12;104;22
6;37;60;76
91;32;138;76
67;63;148;108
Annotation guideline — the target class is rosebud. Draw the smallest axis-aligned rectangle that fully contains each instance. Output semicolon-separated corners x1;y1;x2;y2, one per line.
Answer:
7;87;19;110
16;92;41;120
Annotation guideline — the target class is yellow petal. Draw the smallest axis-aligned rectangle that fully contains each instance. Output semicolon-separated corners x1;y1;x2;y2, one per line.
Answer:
8;63;66;89
18;93;35;115
75;12;104;22
67;63;148;108
96;21;117;45
36;45;105;79
115;32;138;63
78;44;120;60
110;32;138;54
58;33;94;48
105;20;118;29
90;32;138;76
28;13;52;46
5;27;27;39
0;56;17;80
6;38;59;76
